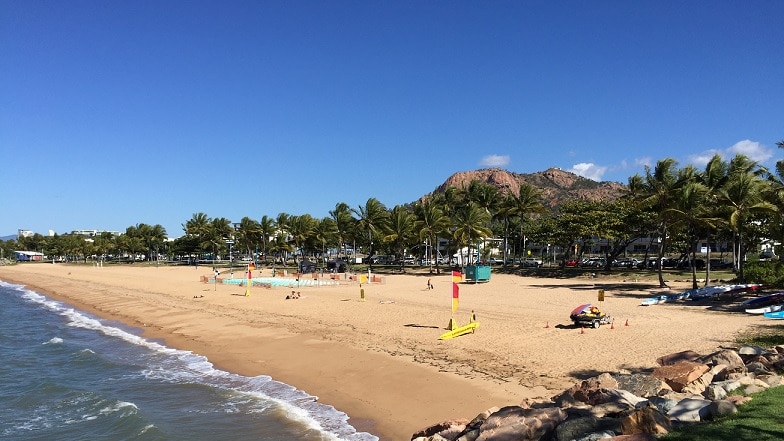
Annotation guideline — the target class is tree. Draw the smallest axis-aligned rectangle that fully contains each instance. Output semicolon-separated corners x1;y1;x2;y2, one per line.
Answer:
414;200;451;274
718;155;776;282
665;166;711;289
628;158;683;287
502;183;547;264
330;202;356;259
353;198;390;269
451;202;492;268
384;205;416;269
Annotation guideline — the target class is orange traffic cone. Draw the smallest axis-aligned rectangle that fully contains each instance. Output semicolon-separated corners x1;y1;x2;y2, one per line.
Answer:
545;321;550;328
625;319;629;327
580;326;585;334
610;320;615;330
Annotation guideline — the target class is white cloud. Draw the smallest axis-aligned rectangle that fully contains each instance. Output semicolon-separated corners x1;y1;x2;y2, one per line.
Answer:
479;154;510;167
688;140;773;167
569;162;608;181
634;157;653;168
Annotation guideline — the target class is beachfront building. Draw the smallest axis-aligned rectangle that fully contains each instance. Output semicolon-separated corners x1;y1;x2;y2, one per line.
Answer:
15;251;44;261
70;229;122;237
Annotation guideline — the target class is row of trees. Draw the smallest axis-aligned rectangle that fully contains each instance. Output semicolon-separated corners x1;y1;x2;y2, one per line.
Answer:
4;146;784;288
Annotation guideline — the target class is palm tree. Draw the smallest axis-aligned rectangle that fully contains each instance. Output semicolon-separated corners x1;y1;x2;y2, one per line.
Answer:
313;217;338;263
502;183;546;264
718;155;776;282
628;158;682;288
236;216;261;257
451;202;492;269
353;198;390;269
330;202;356;259
258;215;276;260
287;214;317;264
384;205;416;269
414;201;451;274
665;166;711;289
698;155;729;284
183;212;210;264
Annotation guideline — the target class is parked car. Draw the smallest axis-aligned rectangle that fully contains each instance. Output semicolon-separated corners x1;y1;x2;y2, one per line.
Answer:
709;259;733;270
520;258;542;268
487;257;505;265
612;258;640;268
583;258;606;268
565;259;580;267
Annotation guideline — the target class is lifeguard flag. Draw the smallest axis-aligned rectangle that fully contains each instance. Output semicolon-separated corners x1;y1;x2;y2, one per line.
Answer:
452;282;459;313
249;263;256;270
452;270;461;283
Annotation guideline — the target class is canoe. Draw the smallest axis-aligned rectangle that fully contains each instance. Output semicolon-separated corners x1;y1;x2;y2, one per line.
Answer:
745;303;784;314
740;292;784;307
640;284;761;306
763;310;784;319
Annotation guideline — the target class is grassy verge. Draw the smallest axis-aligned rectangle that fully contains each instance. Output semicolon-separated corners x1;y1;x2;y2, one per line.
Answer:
660;385;784;441
661;331;784;441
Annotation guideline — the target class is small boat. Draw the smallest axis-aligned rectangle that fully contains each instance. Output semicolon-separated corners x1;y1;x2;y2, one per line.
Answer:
740;292;784;308
745;303;784;314
763;310;784;319
641;284;762;306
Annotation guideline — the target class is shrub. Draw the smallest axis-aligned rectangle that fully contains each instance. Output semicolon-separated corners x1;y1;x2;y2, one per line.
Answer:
742;261;784;288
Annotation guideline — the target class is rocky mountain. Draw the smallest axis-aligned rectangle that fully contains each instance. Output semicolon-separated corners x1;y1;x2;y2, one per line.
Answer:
429;168;627;209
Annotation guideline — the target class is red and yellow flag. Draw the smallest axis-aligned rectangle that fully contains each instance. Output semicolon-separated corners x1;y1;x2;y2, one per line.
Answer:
452;281;459;313
452;270;462;283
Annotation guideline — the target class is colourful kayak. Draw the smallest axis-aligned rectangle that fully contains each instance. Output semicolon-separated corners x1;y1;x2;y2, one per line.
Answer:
763;310;784;319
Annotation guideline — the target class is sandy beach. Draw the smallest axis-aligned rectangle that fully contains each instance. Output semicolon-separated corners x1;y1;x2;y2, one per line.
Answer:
0;263;767;440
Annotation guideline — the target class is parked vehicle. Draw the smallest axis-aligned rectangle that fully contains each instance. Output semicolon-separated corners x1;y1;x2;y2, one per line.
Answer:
520;258;542;268
565;259;580;267
612;258;640;268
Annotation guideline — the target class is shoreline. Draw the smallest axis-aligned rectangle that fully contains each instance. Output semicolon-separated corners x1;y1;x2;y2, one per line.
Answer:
0;263;765;440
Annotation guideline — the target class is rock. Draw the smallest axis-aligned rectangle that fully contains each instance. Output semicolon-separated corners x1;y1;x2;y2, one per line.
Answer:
712;379;742;394
620;406;672;435
651;361;710;392
553;415;621;441
412;419;470;440
681;370;714;395
656;350;701;366
705;349;747;377
738;345;769;357
666;397;712;423
774;345;784;354
641;396;679;414
475;406;567;441
574;430;618;440
566;373;620;405
725;395;753;406
746;361;772;375
611;373;668;398
756;374;782;387
607;435;659;441
703;383;727;400
703;400;737;420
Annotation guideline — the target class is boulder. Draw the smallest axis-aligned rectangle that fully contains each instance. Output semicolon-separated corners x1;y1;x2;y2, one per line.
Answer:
565;373;620;404
656;350;701;366
553;415;621;441
725;395;752;406
703;400;737;420
746;361;772;376
705;349;747;377
620;406;672;435
681;370;714;395
756;374;782;387
412;419;470;440
667;398;712;423
651;361;710;392
611;373;668;398
641;396;679;414
738;345;769;358
607;435;659;441
703;383;727;400
475;406;567;441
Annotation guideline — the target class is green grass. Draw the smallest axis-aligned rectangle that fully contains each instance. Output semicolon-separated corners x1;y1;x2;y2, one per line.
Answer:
660;386;784;441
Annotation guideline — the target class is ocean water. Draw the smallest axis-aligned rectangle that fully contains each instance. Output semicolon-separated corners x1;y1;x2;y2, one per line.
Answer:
0;281;378;441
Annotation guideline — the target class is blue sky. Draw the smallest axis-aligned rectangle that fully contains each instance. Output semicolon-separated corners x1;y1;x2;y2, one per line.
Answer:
2;1;782;238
